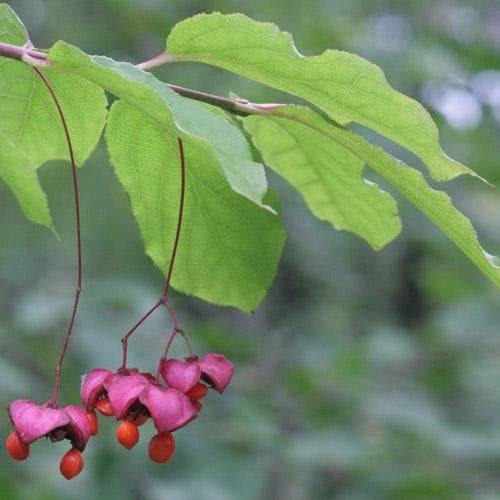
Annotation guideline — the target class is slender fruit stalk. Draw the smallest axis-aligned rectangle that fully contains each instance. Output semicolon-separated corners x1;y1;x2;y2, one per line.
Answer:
157;139;186;363
33;68;83;407
120;138;187;369
161;138;186;301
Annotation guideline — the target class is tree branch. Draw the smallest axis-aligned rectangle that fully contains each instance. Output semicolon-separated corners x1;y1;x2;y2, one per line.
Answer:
165;83;283;116
0;41;283;116
0;41;48;66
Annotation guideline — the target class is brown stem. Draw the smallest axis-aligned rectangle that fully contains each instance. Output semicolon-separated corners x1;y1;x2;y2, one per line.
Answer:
120;139;187;369
161;138;185;299
120;300;162;371
0;41;283;115
161;300;181;351
0;41;49;66
179;329;193;357
33;68;82;407
134;53;284;115
167;83;283;116
154;300;185;381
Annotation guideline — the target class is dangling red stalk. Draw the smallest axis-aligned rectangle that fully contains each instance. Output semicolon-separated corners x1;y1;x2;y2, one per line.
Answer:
32;68;83;407
161;138;186;300
121;138;186;369
157;138;187;360
120;300;163;370
179;329;193;357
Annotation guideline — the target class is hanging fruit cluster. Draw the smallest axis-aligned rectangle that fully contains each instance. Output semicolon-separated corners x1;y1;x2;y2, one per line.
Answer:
82;353;234;463
6;351;234;479
2;63;235;480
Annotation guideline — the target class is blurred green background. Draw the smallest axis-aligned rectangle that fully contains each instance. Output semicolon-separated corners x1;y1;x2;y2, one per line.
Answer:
1;1;500;499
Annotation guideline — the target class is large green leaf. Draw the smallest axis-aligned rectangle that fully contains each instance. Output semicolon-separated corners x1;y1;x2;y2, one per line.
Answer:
48;42;269;209
106;100;285;311
242;114;401;250
0;64;108;168
248;106;500;287
0;4;28;44
0;6;107;227
166;13;479;182
47;42;285;309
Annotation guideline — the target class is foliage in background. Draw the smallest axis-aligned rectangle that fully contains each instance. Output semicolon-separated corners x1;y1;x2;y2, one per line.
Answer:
1;1;500;499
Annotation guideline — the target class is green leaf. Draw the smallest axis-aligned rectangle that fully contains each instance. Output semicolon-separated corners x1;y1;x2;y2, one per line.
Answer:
242;114;401;250
0;63;107;227
0;4;28;45
106;100;285;311
0;8;107;227
0;65;108;168
48;42;284;309
259;105;500;287
166;12;480;182
0;139;50;226
48;42;270;209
